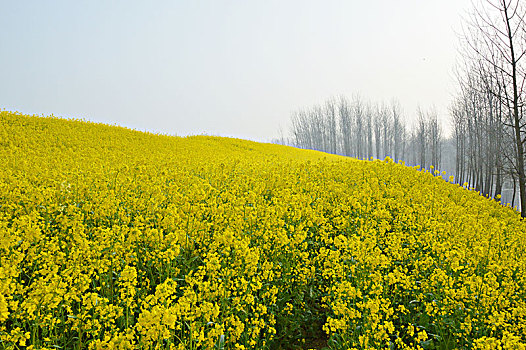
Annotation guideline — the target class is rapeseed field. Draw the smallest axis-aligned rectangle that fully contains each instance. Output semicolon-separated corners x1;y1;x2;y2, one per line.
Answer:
1;110;525;350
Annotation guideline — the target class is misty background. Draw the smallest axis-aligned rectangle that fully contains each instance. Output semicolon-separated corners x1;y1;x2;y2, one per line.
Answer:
1;0;470;140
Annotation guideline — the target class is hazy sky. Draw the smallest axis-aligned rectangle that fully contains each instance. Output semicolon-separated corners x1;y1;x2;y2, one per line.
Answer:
1;0;472;141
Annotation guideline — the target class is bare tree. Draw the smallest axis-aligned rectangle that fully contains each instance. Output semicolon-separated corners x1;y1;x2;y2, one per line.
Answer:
463;0;526;215
391;100;405;162
365;103;374;159
451;98;468;185
427;107;442;169
325;99;338;154
381;103;393;159
416;107;428;168
373;104;383;159
338;96;352;156
353;96;365;159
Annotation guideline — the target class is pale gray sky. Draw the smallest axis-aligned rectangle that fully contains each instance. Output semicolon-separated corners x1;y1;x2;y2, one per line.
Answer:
1;0;471;141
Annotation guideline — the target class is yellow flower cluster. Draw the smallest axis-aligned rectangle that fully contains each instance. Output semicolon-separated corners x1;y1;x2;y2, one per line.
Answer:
1;110;525;349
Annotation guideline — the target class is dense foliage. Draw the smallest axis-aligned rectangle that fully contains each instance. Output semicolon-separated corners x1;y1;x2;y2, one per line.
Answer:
1;111;525;349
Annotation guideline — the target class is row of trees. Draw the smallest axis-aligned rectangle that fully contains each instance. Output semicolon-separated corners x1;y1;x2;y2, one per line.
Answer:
282;90;521;211
452;0;526;215
279;0;526;216
287;96;445;170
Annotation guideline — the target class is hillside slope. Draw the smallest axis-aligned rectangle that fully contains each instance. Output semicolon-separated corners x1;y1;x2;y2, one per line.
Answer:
1;111;525;349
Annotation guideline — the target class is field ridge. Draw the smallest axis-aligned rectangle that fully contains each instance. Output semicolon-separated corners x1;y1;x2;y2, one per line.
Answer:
1;111;525;349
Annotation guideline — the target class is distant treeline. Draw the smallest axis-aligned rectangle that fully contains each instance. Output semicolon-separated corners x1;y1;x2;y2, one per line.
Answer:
274;93;523;211
282;96;442;169
273;0;526;216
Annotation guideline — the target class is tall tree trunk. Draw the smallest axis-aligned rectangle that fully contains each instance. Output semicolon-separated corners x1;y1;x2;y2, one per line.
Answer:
504;2;526;216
